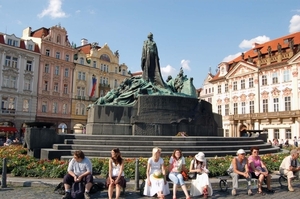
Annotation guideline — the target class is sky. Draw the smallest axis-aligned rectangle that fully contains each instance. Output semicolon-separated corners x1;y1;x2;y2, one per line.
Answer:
0;0;300;89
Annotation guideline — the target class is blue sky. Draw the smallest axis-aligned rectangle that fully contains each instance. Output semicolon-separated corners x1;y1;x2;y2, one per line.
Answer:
0;0;300;89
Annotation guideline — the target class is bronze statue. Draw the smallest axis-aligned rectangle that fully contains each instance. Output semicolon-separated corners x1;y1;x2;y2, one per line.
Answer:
141;32;165;87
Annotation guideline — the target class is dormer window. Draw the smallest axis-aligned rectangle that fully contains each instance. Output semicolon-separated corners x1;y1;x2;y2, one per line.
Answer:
7;39;19;47
28;44;33;51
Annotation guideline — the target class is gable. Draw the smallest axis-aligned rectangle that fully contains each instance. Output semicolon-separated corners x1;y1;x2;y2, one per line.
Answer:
226;62;258;79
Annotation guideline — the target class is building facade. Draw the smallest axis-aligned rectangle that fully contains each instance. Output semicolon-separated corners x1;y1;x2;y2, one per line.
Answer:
72;40;130;133
22;25;76;133
0;32;40;132
200;32;300;142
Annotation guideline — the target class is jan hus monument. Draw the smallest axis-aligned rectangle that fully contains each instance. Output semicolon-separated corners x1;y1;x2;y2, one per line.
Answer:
86;33;222;136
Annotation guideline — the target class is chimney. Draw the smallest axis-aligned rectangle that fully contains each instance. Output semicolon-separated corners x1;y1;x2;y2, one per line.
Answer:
252;43;259;48
81;38;88;46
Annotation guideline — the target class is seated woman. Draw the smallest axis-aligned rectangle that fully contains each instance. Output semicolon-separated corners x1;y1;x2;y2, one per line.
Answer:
227;149;252;196
248;146;274;195
106;148;126;199
168;149;190;199
143;147;170;198
189;152;213;198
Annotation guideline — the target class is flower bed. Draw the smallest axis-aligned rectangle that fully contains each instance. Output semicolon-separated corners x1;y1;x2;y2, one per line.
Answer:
0;145;291;179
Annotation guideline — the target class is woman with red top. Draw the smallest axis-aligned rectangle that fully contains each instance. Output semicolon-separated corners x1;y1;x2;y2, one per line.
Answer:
248;146;274;195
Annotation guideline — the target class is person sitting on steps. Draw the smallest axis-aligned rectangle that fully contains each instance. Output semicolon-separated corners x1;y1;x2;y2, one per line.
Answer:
279;149;300;192
62;150;93;199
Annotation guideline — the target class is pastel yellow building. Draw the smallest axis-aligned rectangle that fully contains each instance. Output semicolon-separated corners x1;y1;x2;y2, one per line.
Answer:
71;40;130;133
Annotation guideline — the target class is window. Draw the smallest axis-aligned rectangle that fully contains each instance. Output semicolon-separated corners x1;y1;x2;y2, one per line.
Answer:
64;68;69;77
44;81;48;91
285;96;291;111
93;61;97;68
272;72;278;84
28;44;33;51
3;75;17;88
283;69;290;82
249;101;254;113
274;98;279;112
249;78;253;88
44;64;50;73
12;57;18;68
2;97;16;113
209;88;211;93
82;72;86;81
274;129;279;139
57;34;61;43
7;39;18;47
241;80;245;89
78;72;82;80
56;52;60;59
233;81;237;91
262;75;267;86
115;67;118;73
63;84;68;94
45;49;50;56
26;61;32;71
7;39;12;45
233;103;238;114
225;104;229;115
52;102;58;113
78;72;86;80
23;99;29;112
65;54;70;61
62;104;67;114
217;85;221;94
3;75;9;87
77;87;81;96
225;83;228;92
42;101;47;112
241;102;246;114
80;57;84;65
5;56;18;68
218;105;222;115
285;129;292;139
76;103;85;115
263;99;268;112
100;90;104;97
24;79;31;90
122;69;125;75
55;66;60;75
5;56;11;66
54;82;59;92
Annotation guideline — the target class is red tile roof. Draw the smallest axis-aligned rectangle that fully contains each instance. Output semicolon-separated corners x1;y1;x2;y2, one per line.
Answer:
31;27;49;38
211;32;300;81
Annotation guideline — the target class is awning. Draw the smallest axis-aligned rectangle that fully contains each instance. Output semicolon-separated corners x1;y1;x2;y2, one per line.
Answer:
0;127;18;133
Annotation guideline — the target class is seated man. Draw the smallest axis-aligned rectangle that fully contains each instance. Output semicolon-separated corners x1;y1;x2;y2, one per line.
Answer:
279;149;300;192
227;149;252;196
3;136;12;146
62;150;93;199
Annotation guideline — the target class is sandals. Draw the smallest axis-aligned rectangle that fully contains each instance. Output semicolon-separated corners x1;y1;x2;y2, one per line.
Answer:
267;189;275;193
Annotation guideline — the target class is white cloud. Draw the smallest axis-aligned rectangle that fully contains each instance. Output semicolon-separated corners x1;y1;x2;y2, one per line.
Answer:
222;52;241;62
180;59;191;71
289;14;300;33
38;0;67;19
239;35;270;49
75;10;81;14
161;64;177;79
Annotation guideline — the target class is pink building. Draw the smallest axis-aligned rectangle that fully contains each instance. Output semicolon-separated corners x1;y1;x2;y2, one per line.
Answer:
22;25;76;133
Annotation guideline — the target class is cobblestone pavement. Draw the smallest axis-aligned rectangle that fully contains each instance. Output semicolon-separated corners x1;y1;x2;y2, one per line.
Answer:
1;183;300;199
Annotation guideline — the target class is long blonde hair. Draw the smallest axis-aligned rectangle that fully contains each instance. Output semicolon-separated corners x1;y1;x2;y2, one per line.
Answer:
152;147;162;160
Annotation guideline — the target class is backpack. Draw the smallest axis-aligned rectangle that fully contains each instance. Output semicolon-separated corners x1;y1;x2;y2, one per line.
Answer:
54;182;65;195
71;181;85;199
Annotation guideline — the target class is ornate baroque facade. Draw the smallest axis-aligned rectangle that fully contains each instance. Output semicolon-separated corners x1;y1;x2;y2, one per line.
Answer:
72;40;130;133
0;32;40;130
22;25;76;133
200;32;300;142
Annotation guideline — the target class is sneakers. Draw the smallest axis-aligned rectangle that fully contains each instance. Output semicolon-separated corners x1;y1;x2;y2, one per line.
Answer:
84;192;91;199
288;186;295;192
62;192;71;199
247;189;253;196
231;188;237;196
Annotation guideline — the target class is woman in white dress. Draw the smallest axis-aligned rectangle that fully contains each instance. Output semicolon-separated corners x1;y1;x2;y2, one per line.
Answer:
189;152;213;198
143;147;170;198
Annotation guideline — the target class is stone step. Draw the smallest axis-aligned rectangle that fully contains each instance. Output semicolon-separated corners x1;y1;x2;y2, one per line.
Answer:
43;146;280;161
53;143;272;151
64;139;265;146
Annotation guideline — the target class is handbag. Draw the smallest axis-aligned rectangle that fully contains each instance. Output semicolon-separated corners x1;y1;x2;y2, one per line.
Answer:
181;170;188;181
188;172;197;179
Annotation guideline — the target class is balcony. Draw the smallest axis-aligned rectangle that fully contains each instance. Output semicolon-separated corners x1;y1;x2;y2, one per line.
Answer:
230;110;299;122
1;108;15;114
99;83;110;88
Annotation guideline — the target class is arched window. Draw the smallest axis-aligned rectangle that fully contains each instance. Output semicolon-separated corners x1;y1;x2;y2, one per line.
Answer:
57;34;61;43
58;123;67;134
100;54;110;62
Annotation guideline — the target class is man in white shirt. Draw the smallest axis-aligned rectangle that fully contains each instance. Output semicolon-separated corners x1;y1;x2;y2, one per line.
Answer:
279;149;300;192
62;150;93;199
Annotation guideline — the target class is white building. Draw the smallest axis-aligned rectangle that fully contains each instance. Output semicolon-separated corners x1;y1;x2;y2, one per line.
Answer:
200;32;300;143
0;32;40;130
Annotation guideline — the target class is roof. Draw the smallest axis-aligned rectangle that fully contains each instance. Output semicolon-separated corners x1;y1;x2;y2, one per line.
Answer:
211;31;300;81
0;33;40;53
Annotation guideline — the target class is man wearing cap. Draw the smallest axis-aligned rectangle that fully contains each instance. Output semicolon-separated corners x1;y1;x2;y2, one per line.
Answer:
227;149;252;196
279;149;300;191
